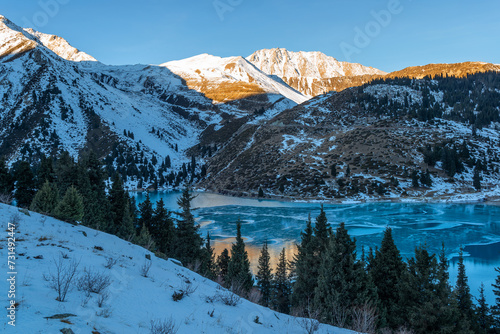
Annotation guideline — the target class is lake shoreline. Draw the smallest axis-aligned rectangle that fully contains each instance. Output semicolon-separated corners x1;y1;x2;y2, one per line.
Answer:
131;186;500;206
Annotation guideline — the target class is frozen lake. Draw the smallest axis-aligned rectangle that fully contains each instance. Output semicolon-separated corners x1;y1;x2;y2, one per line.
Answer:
135;191;500;304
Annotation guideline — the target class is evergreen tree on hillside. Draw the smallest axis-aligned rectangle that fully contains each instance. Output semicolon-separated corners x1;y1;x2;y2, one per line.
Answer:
314;222;371;326
200;232;216;280
14;161;35;208
493;267;500;329
78;151;110;230
55;186;84;223
370;227;406;329
473;168;481;191
256;240;273;307
291;214;318;315
216;248;230;285
227;220;253;293
0;158;13;196
477;283;493;333
455;247;476;327
272;248;291;314
138;193;154;232
152;198;175;256
313;205;331;253
108;173;130;235
30;180;58;215
36;154;55;189
173;186;203;267
55;151;78;196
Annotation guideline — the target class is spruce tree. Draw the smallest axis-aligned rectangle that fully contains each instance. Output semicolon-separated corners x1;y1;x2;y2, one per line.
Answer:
200;233;216;280
313;204;331;252
492;267;500;329
227;219;253;294
314;222;367;326
36;154;55;189
78;151;110;230
217;248;230;285
30;180;58;215
55;186;84;223
55;151;78;196
0;158;13;195
291;214;318;314
455;247;475;324
173;186;203;267
256;240;273;307
370;227;406;329
138;193;154;232
152;198;175;256
14;161;35;208
108;173;129;235
272;248;291;314
117;198;135;240
477;283;493;333
473;168;481;191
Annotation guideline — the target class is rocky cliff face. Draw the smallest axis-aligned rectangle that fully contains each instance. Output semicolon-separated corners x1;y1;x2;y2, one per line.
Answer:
247;48;386;97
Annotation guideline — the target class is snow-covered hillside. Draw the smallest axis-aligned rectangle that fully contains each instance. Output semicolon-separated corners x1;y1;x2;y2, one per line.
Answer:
0;203;353;333
162;54;307;104
247;48;386;97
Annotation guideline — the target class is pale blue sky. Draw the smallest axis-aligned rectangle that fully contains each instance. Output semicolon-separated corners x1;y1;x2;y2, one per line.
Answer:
3;0;499;72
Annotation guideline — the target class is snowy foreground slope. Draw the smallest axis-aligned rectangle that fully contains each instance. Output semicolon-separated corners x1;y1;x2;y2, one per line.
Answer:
0;204;352;334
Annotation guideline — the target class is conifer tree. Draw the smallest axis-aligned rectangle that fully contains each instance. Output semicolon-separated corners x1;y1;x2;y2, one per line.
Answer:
217;248;230;285
152;198;175;256
455;247;475;323
477;283;493;333
313;205;331;253
200;233;216;280
291;214;318;314
108;173;129;235
314;222;368;326
36;154;55;189
272;248;291;314
135;223;156;250
492;267;500;329
0;158;13;196
14;161;35;208
473;168;481;191
78;151;110;230
173;186;203;267
55;186;84;223
30;180;58;215
117;198;135;240
256;240;273;307
227;219;253;293
138;193;154;232
55;151;78;196
370;227;406;329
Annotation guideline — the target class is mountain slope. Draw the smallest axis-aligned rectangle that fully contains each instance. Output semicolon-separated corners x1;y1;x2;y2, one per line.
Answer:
0;203;352;333
247;48;386;97
162;53;307;104
200;72;500;201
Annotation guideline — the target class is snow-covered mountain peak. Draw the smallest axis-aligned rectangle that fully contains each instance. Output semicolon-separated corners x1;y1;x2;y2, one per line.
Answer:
247;48;386;97
162;53;307;104
24;28;98;62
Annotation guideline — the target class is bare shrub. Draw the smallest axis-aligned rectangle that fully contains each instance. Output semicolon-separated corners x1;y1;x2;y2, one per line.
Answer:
180;280;197;296
150;317;179;334
217;289;241;306
97;292;109;308
104;257;118;269
140;260;152;277
298;317;320;334
351;303;378;334
9;213;21;227
76;267;112;296
43;254;80;302
96;308;112;318
331;302;349;329
0;192;12;204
